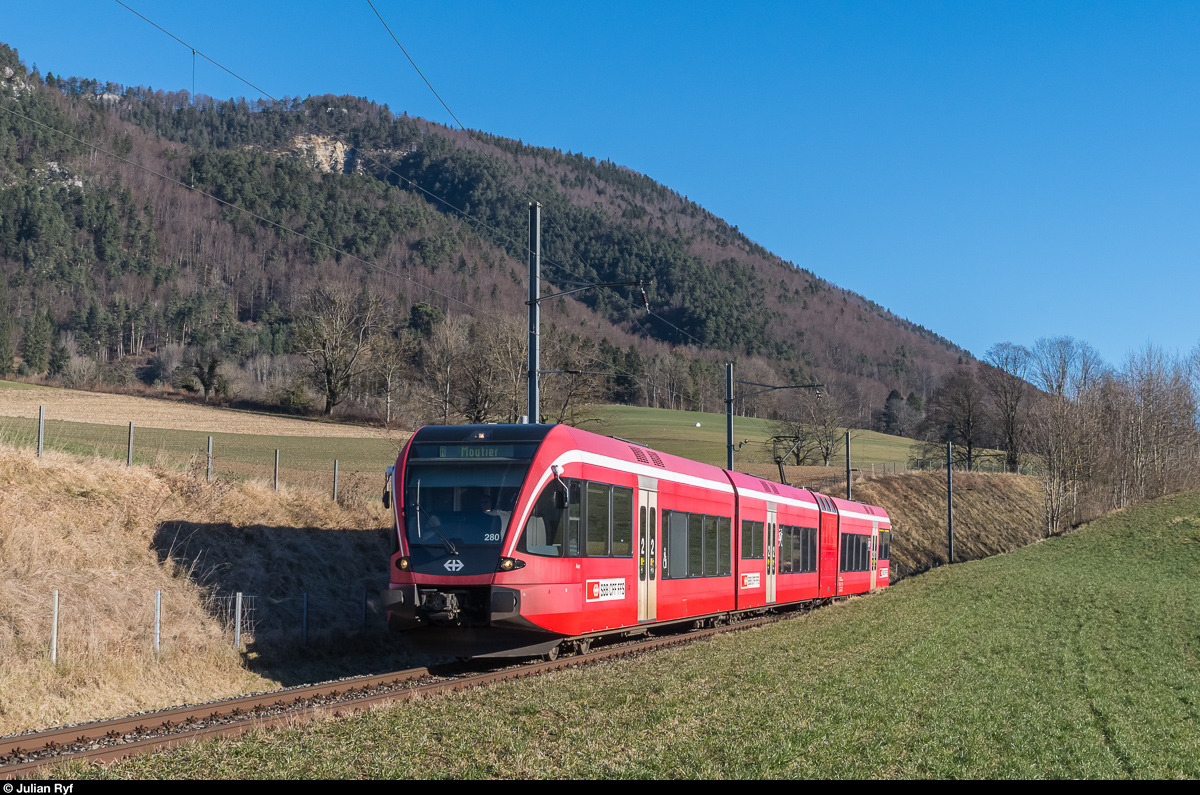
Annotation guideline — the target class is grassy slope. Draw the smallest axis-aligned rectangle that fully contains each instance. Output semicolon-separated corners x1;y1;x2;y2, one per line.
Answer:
595;405;916;467
67;490;1200;779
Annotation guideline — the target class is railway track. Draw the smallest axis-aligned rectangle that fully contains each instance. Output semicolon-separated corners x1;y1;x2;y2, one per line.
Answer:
1;605;821;779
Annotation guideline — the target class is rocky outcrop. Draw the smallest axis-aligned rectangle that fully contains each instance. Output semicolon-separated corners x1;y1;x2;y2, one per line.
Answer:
2;65;30;97
289;134;359;174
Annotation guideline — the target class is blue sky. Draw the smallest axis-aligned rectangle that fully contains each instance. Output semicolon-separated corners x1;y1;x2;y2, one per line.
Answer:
6;1;1199;366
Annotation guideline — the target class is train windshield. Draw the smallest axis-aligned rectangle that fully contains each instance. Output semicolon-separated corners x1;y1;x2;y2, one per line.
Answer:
403;461;529;549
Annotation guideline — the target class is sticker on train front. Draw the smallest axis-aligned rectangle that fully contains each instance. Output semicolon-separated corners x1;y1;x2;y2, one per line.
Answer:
585;578;626;602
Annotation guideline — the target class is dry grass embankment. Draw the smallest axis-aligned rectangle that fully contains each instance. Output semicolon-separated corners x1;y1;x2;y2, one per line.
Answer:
737;464;1046;579
0;441;397;737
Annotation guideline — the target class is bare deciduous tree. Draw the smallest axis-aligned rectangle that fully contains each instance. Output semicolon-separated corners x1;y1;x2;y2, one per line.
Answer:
293;285;378;415
771;388;847;467
1029;336;1105;534
981;342;1032;472
416;316;469;424
369;328;418;425
918;367;988;469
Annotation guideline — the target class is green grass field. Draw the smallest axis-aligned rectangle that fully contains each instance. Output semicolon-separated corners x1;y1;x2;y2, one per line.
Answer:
58;489;1200;778
0;378;46;390
594;405;915;467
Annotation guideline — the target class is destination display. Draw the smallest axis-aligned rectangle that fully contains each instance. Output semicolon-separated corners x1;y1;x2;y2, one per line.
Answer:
410;443;537;460
439;444;515;459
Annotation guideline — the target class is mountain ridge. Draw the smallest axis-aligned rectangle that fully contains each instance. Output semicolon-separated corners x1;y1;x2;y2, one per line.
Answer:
0;42;968;425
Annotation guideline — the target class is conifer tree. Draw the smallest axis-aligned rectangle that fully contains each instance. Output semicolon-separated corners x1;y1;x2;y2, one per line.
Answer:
0;279;12;376
21;308;52;374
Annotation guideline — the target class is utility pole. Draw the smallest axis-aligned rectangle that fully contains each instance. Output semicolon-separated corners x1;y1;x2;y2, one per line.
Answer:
845;431;851;500
726;363;734;469
527;202;541;424
525;199;648;426
947;441;954;564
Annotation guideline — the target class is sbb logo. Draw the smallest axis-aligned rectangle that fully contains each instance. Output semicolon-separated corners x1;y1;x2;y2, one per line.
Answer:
585;578;625;602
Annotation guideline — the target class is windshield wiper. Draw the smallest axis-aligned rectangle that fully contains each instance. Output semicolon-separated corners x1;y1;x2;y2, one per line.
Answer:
414;479;458;556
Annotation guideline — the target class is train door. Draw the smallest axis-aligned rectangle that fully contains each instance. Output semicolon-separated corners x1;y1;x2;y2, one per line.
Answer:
870;522;879;590
766;504;777;604
637;486;658;622
817;497;839;597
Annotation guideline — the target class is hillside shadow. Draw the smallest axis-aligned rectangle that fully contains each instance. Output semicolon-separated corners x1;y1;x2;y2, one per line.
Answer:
152;520;448;684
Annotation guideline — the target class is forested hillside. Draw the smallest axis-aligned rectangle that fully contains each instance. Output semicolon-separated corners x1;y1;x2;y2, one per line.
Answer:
0;42;969;428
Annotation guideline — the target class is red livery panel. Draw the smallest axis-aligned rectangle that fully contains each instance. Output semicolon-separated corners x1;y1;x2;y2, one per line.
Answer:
382;423;892;658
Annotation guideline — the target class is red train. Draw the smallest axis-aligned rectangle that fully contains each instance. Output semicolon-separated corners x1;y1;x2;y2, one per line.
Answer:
382;423;892;658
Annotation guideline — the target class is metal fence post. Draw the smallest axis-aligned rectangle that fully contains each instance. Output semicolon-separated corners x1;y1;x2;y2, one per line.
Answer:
38;406;45;457
274;450;280;492
127;422;134;467
333;460;339;502
234;592;243;650
154;590;161;656
51;590;59;664
207;436;213;483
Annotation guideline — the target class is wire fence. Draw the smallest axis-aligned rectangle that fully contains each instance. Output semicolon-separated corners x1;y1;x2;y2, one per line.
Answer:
20;588;391;665
0;405;392;503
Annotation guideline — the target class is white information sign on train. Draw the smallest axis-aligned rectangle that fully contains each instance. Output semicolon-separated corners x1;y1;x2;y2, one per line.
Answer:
585;578;626;602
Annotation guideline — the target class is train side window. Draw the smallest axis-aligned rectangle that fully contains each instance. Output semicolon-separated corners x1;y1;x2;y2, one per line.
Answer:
798;526;807;573
703;516;718;576
612;487;633;557
718;517;731;576
688;513;704;577
668;510;688;578
520;478;580;557
661;509;670;577
566;481;582;557
879;530;890;561
587;482;610;556
741;521;765;559
779;525;793;573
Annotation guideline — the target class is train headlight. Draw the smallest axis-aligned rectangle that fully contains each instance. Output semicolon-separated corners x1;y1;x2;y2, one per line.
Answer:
396;556;410;571
497;557;526;572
